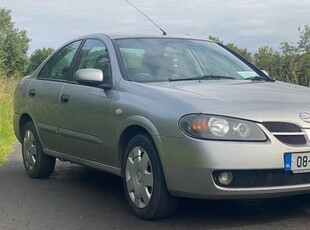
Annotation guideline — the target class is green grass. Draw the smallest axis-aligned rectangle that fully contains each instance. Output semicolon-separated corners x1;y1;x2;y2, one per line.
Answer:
0;78;18;165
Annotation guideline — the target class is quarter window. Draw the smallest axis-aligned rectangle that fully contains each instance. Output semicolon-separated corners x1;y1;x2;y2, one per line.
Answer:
39;41;81;80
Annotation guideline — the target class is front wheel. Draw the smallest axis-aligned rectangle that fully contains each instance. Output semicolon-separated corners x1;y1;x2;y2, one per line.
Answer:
122;134;178;220
22;121;56;178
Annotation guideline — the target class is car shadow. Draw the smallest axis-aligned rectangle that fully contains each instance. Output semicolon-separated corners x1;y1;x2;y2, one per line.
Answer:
48;161;310;229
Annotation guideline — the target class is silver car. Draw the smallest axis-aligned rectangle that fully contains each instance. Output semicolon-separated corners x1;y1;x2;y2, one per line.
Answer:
13;34;310;219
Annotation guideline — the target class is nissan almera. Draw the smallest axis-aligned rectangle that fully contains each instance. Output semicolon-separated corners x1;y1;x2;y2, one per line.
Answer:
13;34;310;219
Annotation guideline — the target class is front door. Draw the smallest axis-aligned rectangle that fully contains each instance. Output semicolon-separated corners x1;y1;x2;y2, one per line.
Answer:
58;39;115;164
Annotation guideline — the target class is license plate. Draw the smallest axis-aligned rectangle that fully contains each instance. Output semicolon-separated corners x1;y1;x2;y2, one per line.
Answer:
285;152;310;173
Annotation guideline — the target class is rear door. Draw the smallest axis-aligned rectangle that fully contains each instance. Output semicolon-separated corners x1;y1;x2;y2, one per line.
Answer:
26;40;81;151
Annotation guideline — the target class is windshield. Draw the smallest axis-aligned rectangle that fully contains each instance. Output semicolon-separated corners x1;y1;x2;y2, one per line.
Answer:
116;38;262;82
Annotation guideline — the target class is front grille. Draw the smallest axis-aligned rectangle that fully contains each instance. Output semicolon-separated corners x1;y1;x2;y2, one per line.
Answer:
262;122;307;146
262;122;302;133
213;170;310;188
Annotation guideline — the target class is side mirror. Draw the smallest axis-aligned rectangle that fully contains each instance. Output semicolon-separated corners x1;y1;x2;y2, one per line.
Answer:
76;68;104;85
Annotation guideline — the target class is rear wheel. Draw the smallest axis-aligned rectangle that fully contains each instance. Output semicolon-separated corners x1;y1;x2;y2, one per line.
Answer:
22;121;56;178
122;134;178;220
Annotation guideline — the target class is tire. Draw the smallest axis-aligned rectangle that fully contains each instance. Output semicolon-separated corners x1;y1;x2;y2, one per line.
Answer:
122;134;178;220
22;121;56;178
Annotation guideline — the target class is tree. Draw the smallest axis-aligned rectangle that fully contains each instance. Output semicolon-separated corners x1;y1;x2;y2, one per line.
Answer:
0;8;30;77
226;43;252;61
208;35;223;44
254;46;281;78
276;25;310;86
208;35;252;61
298;24;310;53
208;25;310;86
26;48;54;75
300;52;310;86
297;25;310;86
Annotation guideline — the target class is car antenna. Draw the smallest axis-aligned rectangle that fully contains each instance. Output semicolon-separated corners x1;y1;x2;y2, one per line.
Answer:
125;0;167;36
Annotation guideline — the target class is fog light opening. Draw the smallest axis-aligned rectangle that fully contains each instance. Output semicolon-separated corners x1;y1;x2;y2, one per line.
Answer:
218;171;233;186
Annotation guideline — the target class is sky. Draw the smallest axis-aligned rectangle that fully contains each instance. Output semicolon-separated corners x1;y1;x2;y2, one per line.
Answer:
1;0;310;55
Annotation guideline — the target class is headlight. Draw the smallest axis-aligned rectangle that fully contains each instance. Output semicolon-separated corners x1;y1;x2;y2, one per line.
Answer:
179;114;266;141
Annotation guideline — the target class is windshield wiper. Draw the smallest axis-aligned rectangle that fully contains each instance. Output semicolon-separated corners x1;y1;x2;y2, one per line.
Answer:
169;75;235;81
245;76;266;81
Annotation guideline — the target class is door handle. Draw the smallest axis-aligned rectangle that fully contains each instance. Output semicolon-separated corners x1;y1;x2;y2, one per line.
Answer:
29;89;36;97
60;94;70;103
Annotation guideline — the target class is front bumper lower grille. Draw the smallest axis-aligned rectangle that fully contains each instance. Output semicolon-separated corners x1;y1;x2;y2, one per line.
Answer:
213;170;310;188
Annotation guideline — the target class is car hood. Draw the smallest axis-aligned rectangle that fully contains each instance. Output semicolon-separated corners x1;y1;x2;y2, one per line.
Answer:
139;80;310;127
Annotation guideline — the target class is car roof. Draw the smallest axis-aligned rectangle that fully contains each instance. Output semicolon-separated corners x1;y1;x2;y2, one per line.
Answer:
75;33;213;42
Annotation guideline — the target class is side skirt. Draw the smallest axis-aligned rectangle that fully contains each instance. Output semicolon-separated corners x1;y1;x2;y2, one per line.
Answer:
43;148;122;177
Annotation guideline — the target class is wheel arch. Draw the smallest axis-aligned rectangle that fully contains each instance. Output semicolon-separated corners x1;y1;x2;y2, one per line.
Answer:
117;116;162;170
17;113;33;142
119;125;148;166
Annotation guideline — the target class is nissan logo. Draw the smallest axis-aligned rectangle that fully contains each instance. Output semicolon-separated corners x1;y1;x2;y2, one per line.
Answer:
300;111;310;123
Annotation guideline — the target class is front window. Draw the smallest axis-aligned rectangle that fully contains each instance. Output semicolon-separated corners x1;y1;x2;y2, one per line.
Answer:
116;38;263;82
74;39;110;82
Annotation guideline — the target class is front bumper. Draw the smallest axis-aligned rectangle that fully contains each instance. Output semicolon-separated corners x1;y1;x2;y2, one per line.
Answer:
157;132;310;199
